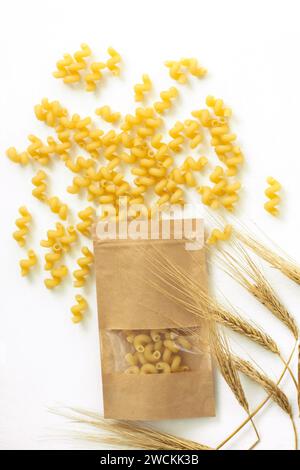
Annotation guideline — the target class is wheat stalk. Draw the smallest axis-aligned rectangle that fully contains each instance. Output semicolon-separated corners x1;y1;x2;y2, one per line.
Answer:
210;325;260;444
142;247;280;355
51;407;213;450
232;356;297;449
217;244;298;339
234;229;300;285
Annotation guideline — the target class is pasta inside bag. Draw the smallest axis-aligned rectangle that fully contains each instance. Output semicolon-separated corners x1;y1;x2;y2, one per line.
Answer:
93;218;215;420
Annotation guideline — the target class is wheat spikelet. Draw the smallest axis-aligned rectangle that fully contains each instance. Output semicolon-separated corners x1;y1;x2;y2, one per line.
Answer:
52;407;212;450
142;247;279;355
210;327;249;413
232;356;297;449
216;243;298;340
234;228;300;285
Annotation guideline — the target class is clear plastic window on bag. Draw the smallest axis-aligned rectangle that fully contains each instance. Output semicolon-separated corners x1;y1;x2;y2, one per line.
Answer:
104;328;206;375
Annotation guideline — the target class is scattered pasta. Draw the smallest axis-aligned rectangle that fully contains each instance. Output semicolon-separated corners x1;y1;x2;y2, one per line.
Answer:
13;206;32;247
207;224;233;245
264;176;282;216
95;105;121;123
71;294;88;323
134;74;152;102
73;246;94;287
19;249;38;276
6;47;252;324
122;329;192;375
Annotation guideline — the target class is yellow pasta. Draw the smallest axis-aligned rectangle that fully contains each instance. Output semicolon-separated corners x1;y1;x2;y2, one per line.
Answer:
125;366;140;375
176;336;192;350
156;362;171;373
170;355;182;372
60;225;78;251
95;105;121;123
140;363;157;374
264;176;282;216
206;95;231;118
164;60;187;84
6;147;30;166
143;344;161;363
53;43;91;84
133;334;152;353
207;224;233;245
34;98;67;127
184;119;203;149
73;246;94;287
13;206;32;247
44;243;63;271
180;57;207;78
154;87;178;114
44;265;68;289
106;47;121;75
19;249;38;276
71;294;88;323
47;196;69;220
134;74;152;101
125;352;139;367
40;222;65;248
162;347;173;364
32;170;47;201
85;61;106;92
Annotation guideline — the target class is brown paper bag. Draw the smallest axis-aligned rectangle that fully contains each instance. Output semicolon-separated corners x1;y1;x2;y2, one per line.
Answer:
93;218;215;420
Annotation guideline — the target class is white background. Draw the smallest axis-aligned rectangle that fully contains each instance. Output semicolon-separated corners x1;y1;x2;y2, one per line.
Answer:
1;0;300;451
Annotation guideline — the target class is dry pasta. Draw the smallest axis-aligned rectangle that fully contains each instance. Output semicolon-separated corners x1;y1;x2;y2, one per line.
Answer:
264;176;281;216
134;74;152;102
73;246;94;287
207;224;233;245
19;249;38;276
71;294;88;323
13;206;32;247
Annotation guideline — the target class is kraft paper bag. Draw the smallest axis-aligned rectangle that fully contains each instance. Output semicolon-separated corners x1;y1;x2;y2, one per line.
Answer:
93;218;215;420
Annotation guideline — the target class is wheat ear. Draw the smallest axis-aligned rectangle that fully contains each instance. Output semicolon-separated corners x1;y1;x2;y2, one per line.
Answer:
51;407;213;450
143;247;280;355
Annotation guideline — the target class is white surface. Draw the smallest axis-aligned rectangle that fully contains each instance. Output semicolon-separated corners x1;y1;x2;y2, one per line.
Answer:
1;0;300;451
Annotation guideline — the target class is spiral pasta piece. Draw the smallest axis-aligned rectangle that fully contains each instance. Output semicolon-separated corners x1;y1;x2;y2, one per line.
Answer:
164;60;187;84
95;105;121;123
34;98;67;127
44;265;68;289
53;44;91;84
73;246;94;287
180;58;207;78
106;47;121;75
76;206;95;237
40;222;65;248
47;196;69;220
6;147;30;165
184;119;203;149
206;95;232;118
19;249;38;276
44;243;63;271
60;225;78;251
134;74;152;101
32;170;47;201
156;362;171;373
207;224;233;245
71;294;88;323
264;176;281;216
13;206;32;247
85;61;106;92
154;87;178;114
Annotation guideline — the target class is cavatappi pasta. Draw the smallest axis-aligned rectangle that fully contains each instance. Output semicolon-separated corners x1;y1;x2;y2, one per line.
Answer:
7;46;249;322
